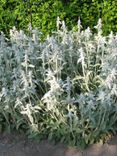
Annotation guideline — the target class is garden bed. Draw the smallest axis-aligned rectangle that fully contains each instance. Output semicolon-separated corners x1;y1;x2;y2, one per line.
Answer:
0;19;117;151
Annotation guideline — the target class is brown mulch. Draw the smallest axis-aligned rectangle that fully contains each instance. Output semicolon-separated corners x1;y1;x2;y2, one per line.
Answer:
0;133;117;156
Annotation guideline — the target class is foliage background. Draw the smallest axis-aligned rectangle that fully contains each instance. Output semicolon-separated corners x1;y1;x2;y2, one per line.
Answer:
0;0;117;37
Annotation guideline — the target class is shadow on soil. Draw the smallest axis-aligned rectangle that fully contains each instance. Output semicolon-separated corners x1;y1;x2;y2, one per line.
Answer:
0;133;117;156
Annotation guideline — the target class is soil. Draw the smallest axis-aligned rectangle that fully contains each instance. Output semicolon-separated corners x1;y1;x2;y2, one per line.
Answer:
0;133;117;156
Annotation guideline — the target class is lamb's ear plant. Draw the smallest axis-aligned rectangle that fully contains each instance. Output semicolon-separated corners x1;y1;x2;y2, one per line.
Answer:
0;18;117;148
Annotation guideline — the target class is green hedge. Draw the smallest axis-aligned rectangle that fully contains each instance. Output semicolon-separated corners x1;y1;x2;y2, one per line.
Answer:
0;0;117;36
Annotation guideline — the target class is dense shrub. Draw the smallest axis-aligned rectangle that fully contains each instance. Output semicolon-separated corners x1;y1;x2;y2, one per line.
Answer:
0;0;117;37
0;19;117;148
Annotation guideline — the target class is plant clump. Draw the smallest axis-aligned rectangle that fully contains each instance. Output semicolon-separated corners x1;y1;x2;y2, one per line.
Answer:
0;18;117;148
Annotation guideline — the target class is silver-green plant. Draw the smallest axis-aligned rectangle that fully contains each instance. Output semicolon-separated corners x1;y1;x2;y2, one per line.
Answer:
0;18;117;148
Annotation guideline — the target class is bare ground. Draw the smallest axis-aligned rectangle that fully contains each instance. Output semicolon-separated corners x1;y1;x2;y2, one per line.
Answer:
0;133;117;156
